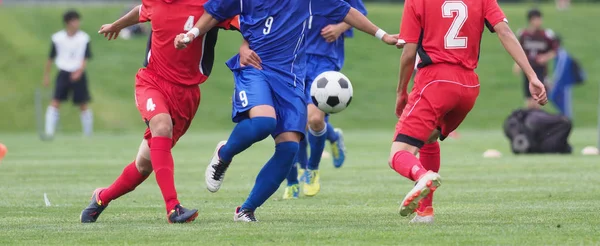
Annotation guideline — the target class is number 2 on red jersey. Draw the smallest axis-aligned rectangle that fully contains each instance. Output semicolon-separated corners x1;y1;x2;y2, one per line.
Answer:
442;1;468;49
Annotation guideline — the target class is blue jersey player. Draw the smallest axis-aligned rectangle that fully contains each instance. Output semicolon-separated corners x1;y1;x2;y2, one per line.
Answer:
175;0;398;222
283;0;368;200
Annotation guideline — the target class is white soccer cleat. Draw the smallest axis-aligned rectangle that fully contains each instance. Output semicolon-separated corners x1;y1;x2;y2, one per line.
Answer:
234;206;257;222
205;141;228;193
409;207;435;224
399;171;441;217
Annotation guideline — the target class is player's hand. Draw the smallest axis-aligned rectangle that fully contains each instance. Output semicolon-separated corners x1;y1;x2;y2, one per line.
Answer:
321;24;343;43
239;46;262;70
70;70;83;82
382;34;399;46
528;77;548;106
98;24;121;40
43;75;50;87
174;33;194;50
395;92;408;118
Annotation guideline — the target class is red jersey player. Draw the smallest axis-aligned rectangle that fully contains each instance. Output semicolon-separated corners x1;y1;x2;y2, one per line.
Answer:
389;0;548;222
79;0;242;224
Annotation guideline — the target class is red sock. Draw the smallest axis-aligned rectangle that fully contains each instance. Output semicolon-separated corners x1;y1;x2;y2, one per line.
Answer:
391;150;428;181
418;142;440;210
150;136;179;213
99;161;149;205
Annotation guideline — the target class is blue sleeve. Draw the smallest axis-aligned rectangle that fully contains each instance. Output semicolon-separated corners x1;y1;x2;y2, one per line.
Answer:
204;0;243;22
349;0;367;15
311;0;351;23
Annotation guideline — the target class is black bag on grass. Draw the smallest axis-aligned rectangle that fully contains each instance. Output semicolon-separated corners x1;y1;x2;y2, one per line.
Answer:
503;109;572;154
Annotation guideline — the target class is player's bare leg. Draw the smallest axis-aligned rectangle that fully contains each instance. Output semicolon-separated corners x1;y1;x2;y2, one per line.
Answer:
79;103;93;137
235;131;301;222
80;140;152;223
304;104;327;196
389;130;442;217
44;100;61;138
206;105;277;192
147;113;198;223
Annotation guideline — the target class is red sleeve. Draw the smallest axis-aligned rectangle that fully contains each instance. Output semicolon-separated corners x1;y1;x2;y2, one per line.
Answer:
398;0;421;44
139;3;151;23
484;0;506;27
216;15;240;31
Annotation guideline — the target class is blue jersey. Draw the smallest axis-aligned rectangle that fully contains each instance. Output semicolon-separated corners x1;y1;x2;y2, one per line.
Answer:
306;0;367;68
205;0;351;86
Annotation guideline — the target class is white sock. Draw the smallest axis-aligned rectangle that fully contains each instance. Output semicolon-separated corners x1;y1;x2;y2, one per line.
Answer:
80;109;93;136
45;106;59;137
308;125;327;137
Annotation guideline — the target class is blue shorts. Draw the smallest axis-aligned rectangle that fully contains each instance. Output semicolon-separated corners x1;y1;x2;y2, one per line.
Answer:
305;55;340;104
231;67;307;138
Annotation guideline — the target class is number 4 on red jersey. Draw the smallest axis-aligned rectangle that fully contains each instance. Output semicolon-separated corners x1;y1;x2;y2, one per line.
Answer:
399;0;508;70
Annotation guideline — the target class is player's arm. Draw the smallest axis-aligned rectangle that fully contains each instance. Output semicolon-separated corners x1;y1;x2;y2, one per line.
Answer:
321;22;352;43
176;0;241;49
43;42;56;87
494;22;547;105
98;5;141;40
395;43;417;118
342;8;398;45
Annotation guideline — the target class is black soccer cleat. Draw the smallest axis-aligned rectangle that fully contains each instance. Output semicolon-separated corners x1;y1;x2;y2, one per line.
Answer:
80;188;108;223
167;204;199;224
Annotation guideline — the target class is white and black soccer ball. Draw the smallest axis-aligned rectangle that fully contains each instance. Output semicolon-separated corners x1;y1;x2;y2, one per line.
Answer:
310;71;353;114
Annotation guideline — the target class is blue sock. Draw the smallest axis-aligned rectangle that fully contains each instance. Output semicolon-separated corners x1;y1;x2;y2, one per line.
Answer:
307;126;327;170
219;117;277;162
298;136;308;170
241;141;299;210
286;162;298;185
325;123;338;143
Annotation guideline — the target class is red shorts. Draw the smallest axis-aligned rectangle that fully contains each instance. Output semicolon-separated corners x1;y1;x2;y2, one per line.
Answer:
135;68;201;147
394;64;480;147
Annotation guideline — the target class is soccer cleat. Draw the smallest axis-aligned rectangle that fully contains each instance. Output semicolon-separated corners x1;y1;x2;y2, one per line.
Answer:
399;171;441;217
330;128;346;168
206;141;229;193
234;206;257;222
167;204;199;224
409;206;435;224
282;183;300;199
303;170;321;197
80;188;107;223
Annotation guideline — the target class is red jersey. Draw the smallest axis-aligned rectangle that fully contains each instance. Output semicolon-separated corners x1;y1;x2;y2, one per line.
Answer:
139;0;239;86
399;0;507;70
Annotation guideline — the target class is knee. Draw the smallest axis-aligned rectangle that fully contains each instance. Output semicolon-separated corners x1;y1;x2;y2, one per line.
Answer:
308;114;325;131
135;157;153;176
79;104;88;111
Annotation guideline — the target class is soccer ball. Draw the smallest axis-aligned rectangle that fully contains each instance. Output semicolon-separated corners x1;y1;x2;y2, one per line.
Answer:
310;71;353;114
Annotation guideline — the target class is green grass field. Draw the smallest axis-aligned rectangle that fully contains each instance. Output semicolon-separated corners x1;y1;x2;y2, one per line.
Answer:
0;4;599;133
1;2;600;245
0;129;599;245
